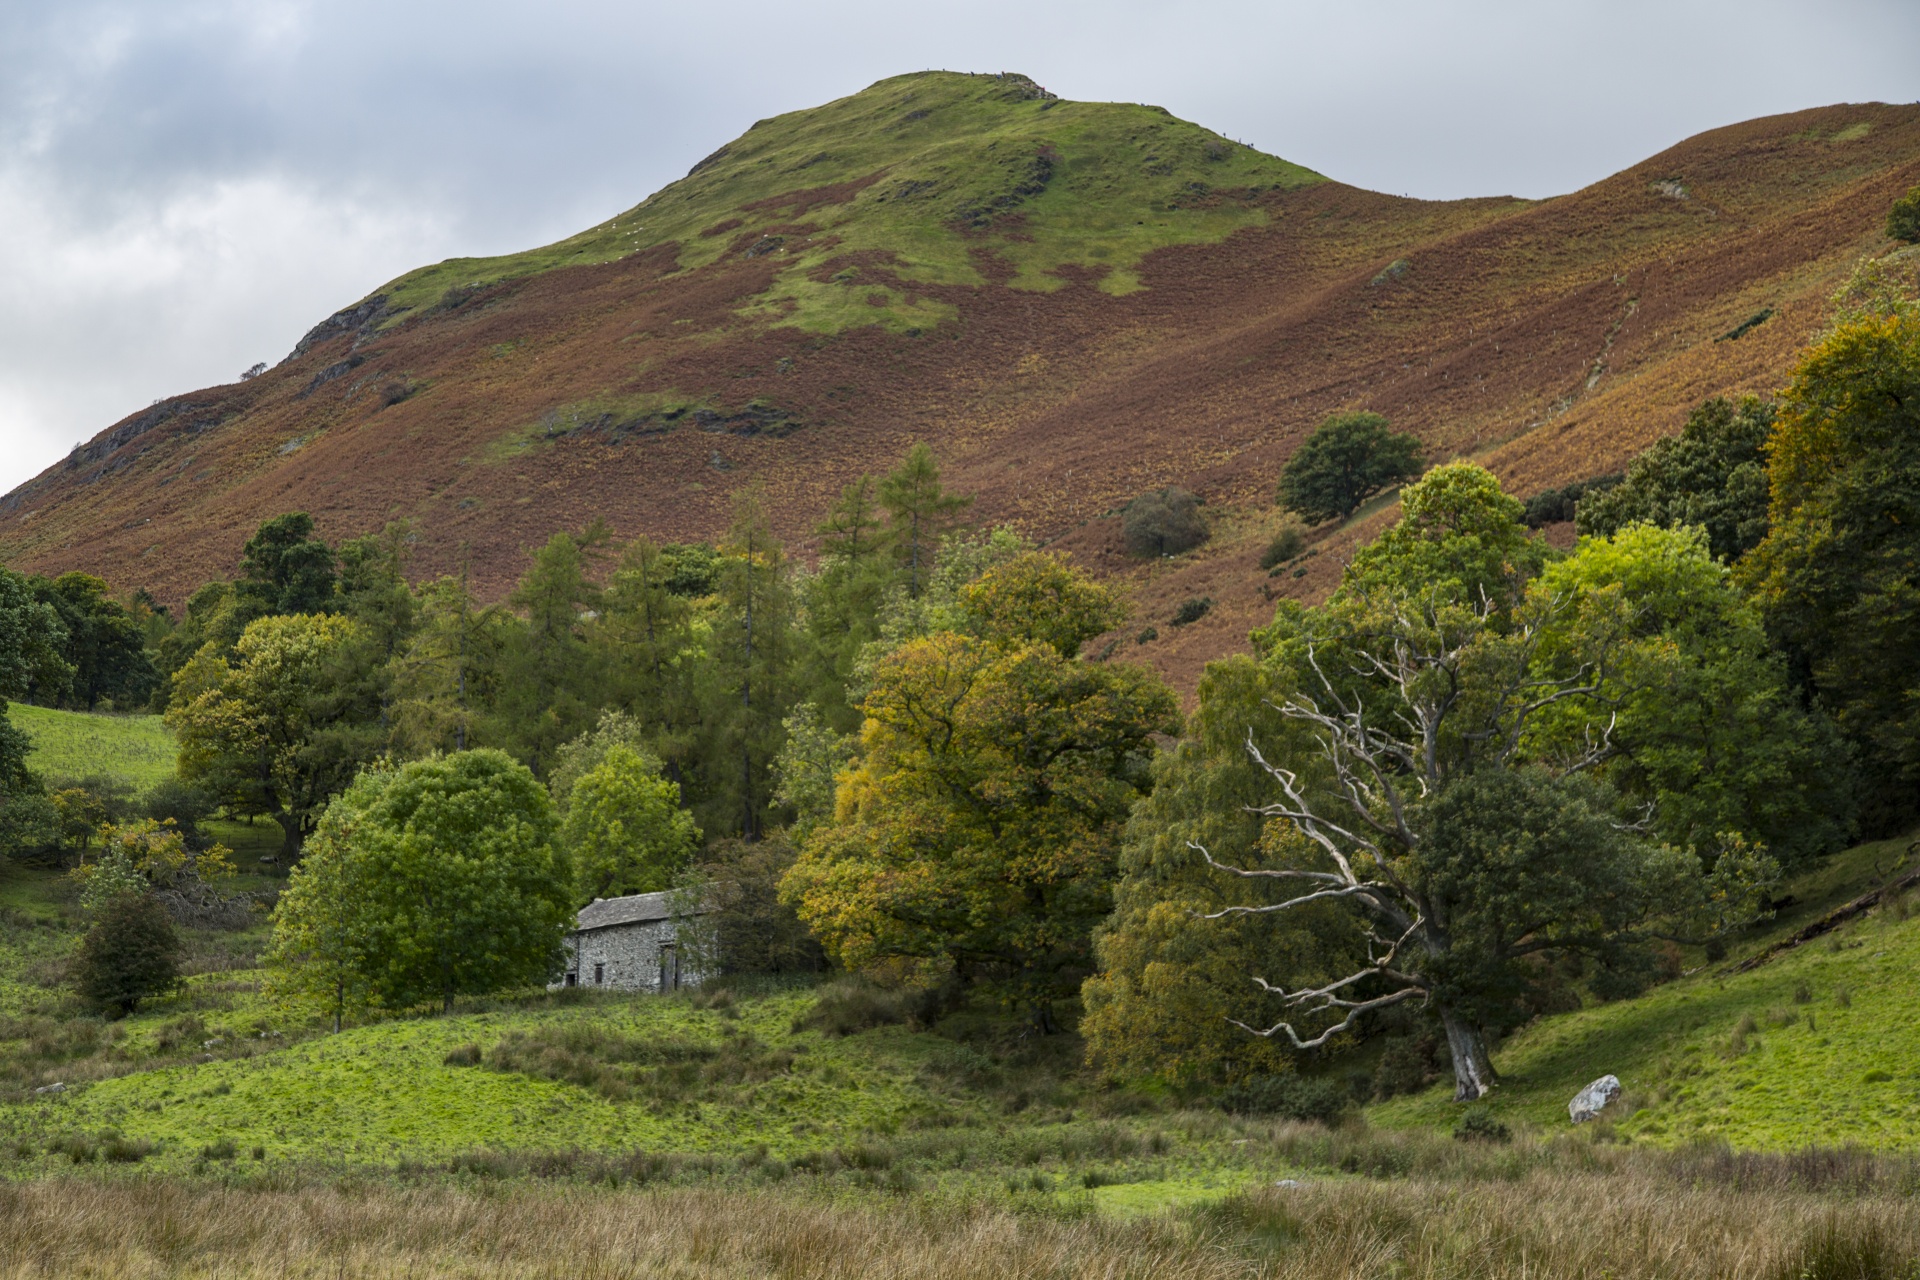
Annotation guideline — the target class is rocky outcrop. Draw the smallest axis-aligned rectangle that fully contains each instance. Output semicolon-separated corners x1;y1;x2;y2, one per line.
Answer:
1569;1074;1622;1123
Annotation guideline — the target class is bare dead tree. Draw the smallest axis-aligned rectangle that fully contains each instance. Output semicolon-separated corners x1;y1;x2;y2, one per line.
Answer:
1196;590;1626;1100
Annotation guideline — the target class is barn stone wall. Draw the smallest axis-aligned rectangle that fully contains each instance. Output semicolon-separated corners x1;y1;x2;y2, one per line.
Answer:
563;918;697;993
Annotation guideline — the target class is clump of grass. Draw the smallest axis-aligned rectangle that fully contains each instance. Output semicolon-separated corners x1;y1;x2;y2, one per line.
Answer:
485;1024;793;1105
794;979;932;1037
443;1043;482;1067
1453;1110;1512;1144
100;1133;154;1163
200;1138;237;1161
1769;1215;1911;1280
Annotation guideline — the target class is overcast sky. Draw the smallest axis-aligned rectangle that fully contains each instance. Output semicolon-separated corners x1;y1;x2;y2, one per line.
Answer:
2;0;1916;495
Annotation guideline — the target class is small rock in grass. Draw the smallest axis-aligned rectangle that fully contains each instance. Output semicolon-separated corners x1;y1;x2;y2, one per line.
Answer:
32;1082;65;1095
1569;1074;1622;1123
1274;1178;1303;1188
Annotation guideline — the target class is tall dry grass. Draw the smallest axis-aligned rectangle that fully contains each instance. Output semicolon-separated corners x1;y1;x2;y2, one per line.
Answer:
0;1168;1915;1280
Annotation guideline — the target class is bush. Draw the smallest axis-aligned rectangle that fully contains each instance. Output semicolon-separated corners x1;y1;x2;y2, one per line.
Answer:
1170;597;1213;627
1217;1074;1351;1125
1373;1032;1446;1100
444;1043;483;1067
1135;627;1157;645
1452;1109;1511;1144
1260;524;1305;570
1122;488;1208;558
200;1138;237;1161
795;979;935;1037
1888;183;1920;243
142;777;214;845
73;893;181;1017
1278;412;1423;524
100;1133;154;1163
1521;473;1622;528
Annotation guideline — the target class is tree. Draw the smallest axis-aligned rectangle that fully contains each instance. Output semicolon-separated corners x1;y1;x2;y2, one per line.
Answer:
389;564;505;756
1888;183;1920;243
235;512;337;618
1277;411;1424;525
592;539;700;774
1576;397;1774;562
675;835;826;978
1122;487;1209;558
26;572;156;710
699;488;799;839
563;745;700;902
1533;523;1854;865
802;476;895;731
961;551;1127;658
494;526;609;773
1741;311;1920;829
1193;466;1777;1099
74;893;182;1017
0;568;66;861
1082;655;1365;1082
783;563;1179;1026
264;751;572;1015
169;613;379;856
879;444;972;599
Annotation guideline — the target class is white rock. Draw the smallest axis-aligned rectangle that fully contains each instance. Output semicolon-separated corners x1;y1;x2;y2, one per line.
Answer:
1568;1074;1621;1123
1273;1178;1303;1188
33;1082;65;1095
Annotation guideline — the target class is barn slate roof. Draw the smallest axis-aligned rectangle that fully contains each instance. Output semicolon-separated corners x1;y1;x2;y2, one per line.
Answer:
573;889;706;932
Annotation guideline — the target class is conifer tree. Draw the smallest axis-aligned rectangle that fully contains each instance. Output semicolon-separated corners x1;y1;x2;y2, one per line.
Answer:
879;444;971;600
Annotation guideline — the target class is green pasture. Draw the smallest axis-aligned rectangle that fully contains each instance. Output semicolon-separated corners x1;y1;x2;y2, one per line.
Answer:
7;702;176;793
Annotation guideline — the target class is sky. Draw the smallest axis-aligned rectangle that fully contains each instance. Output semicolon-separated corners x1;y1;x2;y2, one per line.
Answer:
1;0;1916;496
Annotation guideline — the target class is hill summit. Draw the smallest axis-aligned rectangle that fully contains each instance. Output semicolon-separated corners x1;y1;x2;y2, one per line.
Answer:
4;74;1918;689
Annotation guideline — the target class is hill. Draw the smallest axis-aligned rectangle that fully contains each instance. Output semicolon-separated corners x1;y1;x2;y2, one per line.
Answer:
3;73;1919;689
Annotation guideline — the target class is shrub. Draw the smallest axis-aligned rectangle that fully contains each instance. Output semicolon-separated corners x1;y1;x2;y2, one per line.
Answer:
100;1134;154;1163
1278;411;1423;524
1452;1110;1512;1144
795;979;927;1037
73;893;181;1017
1522;473;1622;528
1373;1033;1445;1100
1260;524;1305;570
1122;488;1208;558
1135;627;1157;645
200;1138;237;1161
1217;1074;1350;1125
1171;597;1213;626
1888;183;1920;243
380;381;412;407
444;1043;483;1067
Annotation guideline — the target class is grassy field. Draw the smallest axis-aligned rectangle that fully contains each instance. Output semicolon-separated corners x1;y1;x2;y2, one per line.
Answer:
7;702;175;793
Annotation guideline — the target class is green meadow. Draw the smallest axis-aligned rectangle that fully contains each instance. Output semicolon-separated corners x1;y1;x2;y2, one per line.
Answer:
8;702;175;793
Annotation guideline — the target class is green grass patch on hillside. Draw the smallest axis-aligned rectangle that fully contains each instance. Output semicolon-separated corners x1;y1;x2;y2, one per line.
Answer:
7;702;176;793
1370;831;1920;1148
374;71;1325;331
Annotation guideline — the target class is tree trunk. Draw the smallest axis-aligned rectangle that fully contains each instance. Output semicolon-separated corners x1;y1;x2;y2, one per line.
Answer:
273;810;303;861
1440;1007;1496;1101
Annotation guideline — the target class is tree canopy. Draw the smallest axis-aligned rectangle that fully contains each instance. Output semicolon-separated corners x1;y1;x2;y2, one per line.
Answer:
1277;411;1424;525
264;750;572;1019
1576;396;1773;562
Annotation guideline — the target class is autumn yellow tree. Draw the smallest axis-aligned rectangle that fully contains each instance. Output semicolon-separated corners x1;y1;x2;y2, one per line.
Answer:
782;555;1177;1028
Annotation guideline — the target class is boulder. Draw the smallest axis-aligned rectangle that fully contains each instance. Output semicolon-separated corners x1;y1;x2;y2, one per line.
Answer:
1568;1074;1621;1123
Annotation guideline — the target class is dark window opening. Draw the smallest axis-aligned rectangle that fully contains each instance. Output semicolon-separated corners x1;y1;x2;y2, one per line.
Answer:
564;972;577;987
593;963;605;985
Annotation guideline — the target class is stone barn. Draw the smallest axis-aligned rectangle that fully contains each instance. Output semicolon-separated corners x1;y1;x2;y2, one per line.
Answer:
560;890;710;992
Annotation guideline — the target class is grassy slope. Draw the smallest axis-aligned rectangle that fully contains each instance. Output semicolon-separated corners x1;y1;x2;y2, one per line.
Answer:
379;71;1324;325
3;830;1918;1189
7;702;175;793
1372;831;1920;1147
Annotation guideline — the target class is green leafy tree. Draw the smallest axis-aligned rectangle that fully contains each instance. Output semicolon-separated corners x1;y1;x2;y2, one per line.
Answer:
168;613;380;856
879;444;972;599
26;572;157;710
265;751;572;1014
1181;464;1776;1100
1888;183;1920;243
783;564;1179;1027
1576;397;1774;562
770;702;853;846
1533;523;1854;864
1742;311;1920;829
563;745;700;903
236;512;337;618
1278;411;1424;525
74;892;182;1017
545;710;662;812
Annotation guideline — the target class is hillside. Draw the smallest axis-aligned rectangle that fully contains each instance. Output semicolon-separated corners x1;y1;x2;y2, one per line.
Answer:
4;72;1919;688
